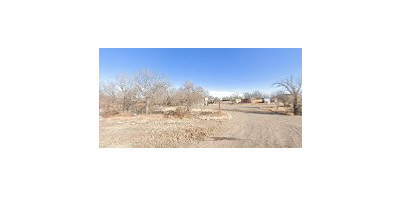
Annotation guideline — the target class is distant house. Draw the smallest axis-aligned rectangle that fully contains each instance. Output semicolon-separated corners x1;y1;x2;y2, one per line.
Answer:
204;97;216;104
241;98;250;103
241;98;263;103
234;99;241;104
250;98;263;103
263;97;271;103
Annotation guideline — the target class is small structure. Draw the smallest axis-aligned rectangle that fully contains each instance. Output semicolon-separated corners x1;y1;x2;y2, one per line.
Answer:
263;97;271;103
250;98;263;103
241;98;263;103
234;98;241;104
241;98;250;103
204;97;209;105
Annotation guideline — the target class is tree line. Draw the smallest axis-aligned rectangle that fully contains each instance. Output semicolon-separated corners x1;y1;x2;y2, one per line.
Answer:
99;69;207;115
100;69;302;116
226;76;302;115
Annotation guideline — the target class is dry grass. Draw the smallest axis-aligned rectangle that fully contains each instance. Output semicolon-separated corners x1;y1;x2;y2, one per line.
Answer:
259;105;295;115
198;111;232;120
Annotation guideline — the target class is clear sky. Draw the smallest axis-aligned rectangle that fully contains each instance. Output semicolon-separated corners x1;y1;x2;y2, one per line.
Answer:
99;48;302;97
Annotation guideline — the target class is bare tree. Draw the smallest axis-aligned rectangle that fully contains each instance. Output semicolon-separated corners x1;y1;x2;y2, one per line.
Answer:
251;90;263;98
243;92;251;99
273;76;302;115
230;92;241;99
99;69;170;115
262;92;269;98
271;91;292;106
133;69;170;114
178;81;206;112
100;81;119;111
165;88;179;106
243;91;263;99
116;75;136;112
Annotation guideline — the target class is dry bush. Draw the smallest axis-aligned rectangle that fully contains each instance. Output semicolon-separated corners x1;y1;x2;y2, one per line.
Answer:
100;109;119;118
173;107;186;119
163;106;186;119
163;111;174;118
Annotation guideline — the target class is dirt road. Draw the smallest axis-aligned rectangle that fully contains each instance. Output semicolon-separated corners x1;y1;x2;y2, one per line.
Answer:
193;103;302;148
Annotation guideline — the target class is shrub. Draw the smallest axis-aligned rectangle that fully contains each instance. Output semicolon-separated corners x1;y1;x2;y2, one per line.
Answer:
100;110;119;118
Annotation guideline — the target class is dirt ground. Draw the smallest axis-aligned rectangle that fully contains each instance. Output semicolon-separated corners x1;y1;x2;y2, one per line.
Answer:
99;112;229;148
193;103;302;148
99;103;302;148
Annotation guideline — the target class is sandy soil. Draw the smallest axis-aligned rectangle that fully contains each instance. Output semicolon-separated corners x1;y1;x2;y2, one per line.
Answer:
99;113;228;148
99;103;302;148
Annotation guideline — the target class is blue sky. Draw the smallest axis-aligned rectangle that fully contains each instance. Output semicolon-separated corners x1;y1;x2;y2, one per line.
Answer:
99;48;302;97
